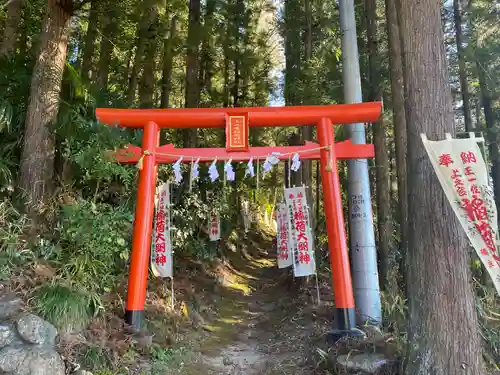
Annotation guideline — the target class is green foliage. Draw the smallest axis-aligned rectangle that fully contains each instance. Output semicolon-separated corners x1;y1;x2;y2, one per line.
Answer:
82;346;116;372
149;345;189;374
170;186;230;261
34;284;94;333
54;201;133;294
0;200;32;280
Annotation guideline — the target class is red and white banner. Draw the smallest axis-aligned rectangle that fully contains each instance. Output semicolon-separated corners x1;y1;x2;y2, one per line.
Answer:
209;212;221;241
276;203;292;269
422;134;500;293
284;187;316;277
151;183;173;278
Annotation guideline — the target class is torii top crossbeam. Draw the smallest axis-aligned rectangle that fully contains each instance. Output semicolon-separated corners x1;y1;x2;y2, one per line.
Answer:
96;102;381;129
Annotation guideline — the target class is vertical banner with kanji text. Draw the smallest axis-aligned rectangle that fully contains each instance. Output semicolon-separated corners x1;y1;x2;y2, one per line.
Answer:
151;183;173;278
276;203;293;269
422;135;500;294
209;212;221;241
284;187;316;277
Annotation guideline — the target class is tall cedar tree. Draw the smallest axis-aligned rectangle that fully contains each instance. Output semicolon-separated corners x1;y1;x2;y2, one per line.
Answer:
18;0;73;213
366;0;392;291
80;0;99;83
183;0;201;144
384;0;407;282
399;0;485;374
1;0;24;57
453;0;472;131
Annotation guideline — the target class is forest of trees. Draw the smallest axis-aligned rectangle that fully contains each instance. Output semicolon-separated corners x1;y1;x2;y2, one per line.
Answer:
0;0;499;374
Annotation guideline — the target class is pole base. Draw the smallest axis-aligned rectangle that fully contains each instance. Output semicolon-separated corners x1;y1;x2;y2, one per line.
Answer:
125;309;145;330
325;307;365;343
335;307;357;330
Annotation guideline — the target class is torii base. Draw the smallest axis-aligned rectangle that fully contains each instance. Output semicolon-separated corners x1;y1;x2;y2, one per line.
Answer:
326;307;364;343
125;310;145;330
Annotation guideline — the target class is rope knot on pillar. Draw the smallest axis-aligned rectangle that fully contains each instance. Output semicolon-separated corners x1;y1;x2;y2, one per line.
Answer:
325;146;333;172
136;150;152;170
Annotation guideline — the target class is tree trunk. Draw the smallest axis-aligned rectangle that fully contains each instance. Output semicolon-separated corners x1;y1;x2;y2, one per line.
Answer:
199;0;215;102
1;0;23;57
233;59;240;106
183;0;201;147
126;8;154;106
301;0;314;228
96;5;118;96
384;0;407;288
400;1;485;374
161;15;177;109
18;0;73;214
139;3;161;108
367;0;392;291
223;57;231;109
80;1;99;83
284;0;301;107
476;59;500;223
453;0;472;131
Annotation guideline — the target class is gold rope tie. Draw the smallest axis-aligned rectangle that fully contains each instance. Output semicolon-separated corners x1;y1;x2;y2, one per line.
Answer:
136;150;152;170
325;146;333;172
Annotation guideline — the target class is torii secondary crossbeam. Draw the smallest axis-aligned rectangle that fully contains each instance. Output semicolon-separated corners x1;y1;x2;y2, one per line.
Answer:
97;102;382;335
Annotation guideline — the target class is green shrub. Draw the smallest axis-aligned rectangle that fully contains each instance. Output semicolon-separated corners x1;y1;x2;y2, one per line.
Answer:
55;200;133;294
35;284;94;333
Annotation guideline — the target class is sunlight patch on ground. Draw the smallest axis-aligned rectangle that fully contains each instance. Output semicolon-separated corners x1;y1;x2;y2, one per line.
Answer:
224;279;253;295
219;317;244;324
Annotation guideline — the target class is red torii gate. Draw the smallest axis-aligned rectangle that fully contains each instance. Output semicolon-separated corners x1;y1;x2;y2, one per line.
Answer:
97;102;382;334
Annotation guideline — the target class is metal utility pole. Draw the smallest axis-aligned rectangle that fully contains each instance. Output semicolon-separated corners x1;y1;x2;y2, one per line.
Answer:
339;0;382;325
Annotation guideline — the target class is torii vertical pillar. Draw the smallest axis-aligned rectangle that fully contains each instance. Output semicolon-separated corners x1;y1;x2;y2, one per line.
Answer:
125;121;159;327
317;117;358;335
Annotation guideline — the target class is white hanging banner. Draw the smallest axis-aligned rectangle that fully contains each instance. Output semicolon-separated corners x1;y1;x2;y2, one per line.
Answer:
276;203;293;269
284;187;316;277
422;134;500;293
209;212;221;241
151;183;173;278
241;199;251;233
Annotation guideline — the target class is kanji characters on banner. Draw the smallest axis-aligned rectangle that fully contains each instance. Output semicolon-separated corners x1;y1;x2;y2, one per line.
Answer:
284;186;316;277
151;183;173;278
422;134;500;294
209;212;221;241
276;203;293;269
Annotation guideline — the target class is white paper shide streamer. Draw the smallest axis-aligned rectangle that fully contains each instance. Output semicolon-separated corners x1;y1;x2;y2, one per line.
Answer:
191;157;200;180
151;183;173;278
422;134;500;295
208;160;219;182
173;157;183;184
263;152;280;177
225;159;235;181
245;157;255;178
291;153;301;172
276;203;293;269
284;186;316;277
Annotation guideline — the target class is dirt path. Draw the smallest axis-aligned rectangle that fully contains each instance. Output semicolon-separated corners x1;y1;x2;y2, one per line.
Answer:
167;239;329;375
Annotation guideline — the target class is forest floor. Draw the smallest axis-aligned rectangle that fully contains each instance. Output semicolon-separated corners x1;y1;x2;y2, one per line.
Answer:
138;230;335;375
0;224;403;375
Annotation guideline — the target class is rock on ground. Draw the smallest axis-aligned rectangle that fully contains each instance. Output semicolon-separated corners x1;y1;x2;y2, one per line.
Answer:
0;294;23;320
0;324;18;349
16;314;58;346
335;352;396;374
0;307;66;375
